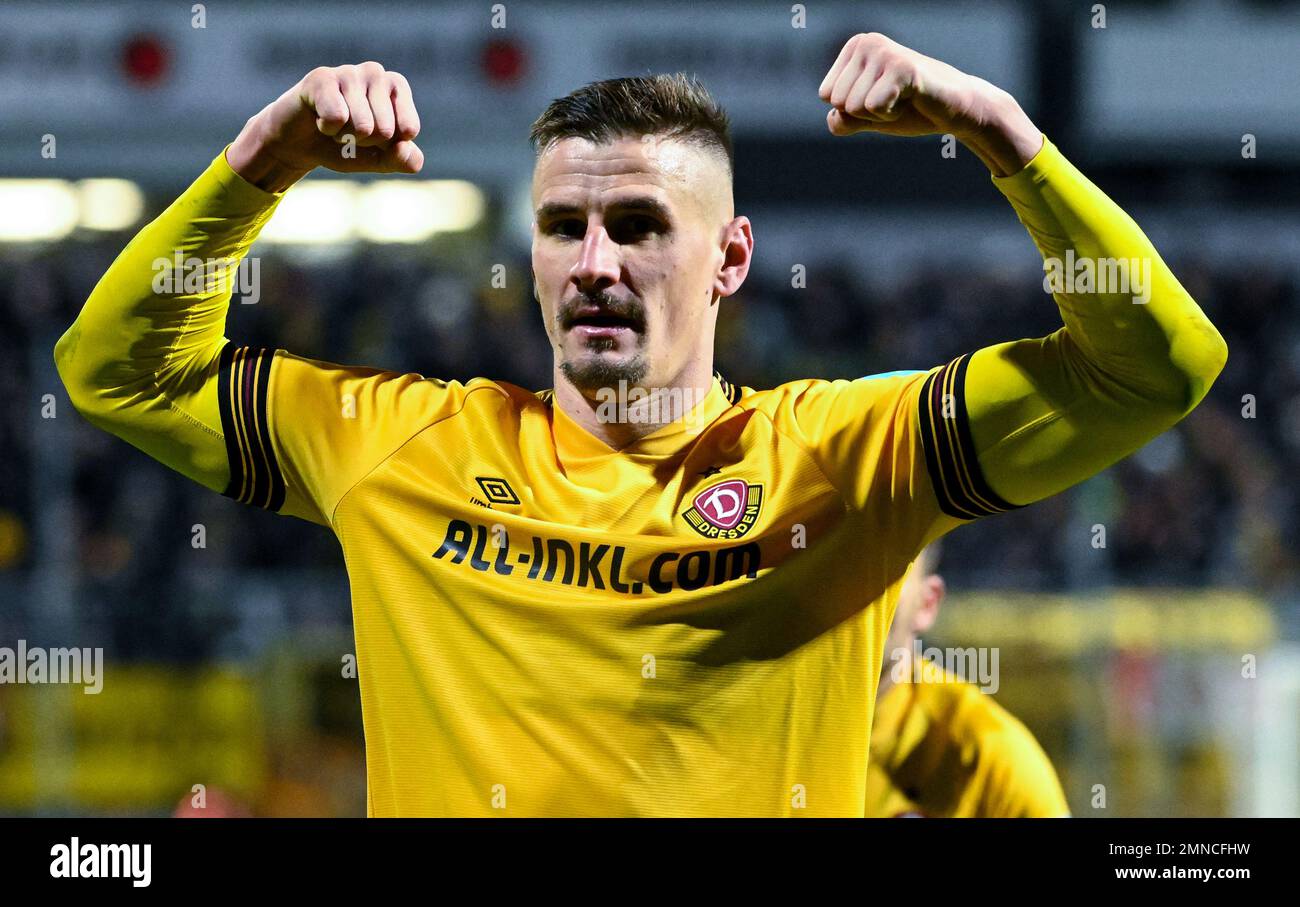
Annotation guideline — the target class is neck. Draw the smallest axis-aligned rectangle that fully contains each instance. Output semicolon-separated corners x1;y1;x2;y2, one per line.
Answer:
877;644;914;699
552;361;715;451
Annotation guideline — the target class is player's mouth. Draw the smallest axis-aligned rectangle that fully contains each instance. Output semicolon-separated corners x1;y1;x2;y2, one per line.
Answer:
563;304;645;338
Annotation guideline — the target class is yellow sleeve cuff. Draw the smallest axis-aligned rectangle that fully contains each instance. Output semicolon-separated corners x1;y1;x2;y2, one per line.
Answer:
184;143;289;221
988;134;1067;201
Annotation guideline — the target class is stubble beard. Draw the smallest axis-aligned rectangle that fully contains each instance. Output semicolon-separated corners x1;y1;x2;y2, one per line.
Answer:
559;347;649;396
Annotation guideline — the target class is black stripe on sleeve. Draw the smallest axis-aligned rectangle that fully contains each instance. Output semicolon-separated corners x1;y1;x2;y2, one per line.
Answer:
217;343;286;512
917;353;1021;521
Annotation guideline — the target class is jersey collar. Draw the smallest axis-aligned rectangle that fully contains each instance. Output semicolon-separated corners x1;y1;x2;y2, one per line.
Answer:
551;374;736;462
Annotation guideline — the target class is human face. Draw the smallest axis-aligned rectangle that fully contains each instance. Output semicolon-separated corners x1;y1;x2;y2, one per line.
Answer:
531;134;742;397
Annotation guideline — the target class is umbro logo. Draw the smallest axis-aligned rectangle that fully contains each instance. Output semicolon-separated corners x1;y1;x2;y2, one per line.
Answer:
475;476;520;506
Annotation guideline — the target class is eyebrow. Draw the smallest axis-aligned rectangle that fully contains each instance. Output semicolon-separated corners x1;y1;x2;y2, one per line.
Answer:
535;196;673;224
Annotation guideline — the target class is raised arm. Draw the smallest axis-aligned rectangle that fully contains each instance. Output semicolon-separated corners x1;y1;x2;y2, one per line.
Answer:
54;63;437;525
52;148;284;496
818;33;1226;519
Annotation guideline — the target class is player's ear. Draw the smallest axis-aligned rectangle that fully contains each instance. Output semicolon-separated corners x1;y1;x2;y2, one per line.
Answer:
713;216;753;301
913;575;945;633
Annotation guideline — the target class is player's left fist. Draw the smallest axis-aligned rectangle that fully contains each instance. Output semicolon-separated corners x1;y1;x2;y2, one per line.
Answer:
817;32;1014;140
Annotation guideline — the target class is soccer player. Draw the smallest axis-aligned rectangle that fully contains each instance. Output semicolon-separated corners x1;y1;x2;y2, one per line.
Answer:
866;544;1070;817
54;33;1227;816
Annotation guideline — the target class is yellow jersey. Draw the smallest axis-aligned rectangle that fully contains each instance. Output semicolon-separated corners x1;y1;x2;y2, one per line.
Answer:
209;343;948;817
54;137;1225;816
866;661;1070;817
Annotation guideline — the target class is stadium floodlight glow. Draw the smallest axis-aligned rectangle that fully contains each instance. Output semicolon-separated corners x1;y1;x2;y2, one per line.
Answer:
425;181;487;233
357;182;442;243
357;180;486;242
0;180;80;242
258;181;358;244
78;179;145;231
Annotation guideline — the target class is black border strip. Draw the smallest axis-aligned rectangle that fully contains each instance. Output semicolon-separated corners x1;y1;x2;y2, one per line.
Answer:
918;354;1020;520
217;343;285;511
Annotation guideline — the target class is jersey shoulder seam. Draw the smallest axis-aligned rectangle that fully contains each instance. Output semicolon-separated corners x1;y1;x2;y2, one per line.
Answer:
734;384;849;510
327;380;512;529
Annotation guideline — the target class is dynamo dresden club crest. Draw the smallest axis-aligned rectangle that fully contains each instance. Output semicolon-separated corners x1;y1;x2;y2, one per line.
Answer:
682;479;763;539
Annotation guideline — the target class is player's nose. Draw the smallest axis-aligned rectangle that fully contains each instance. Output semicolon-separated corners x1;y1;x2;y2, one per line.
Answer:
571;224;620;292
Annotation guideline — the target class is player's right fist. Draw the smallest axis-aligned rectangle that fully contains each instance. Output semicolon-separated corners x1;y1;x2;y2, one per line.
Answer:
227;62;424;192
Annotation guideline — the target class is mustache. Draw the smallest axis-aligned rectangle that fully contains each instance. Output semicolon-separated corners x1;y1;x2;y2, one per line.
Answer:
558;292;646;330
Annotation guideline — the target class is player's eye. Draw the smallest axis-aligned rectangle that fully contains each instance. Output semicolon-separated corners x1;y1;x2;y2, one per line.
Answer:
612;215;662;243
538;215;585;236
547;219;585;239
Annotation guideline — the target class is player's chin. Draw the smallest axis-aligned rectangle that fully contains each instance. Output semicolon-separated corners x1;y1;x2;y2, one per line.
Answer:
560;343;649;393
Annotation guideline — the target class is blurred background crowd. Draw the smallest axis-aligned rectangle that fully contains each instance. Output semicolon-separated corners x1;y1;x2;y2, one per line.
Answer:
3;244;1297;612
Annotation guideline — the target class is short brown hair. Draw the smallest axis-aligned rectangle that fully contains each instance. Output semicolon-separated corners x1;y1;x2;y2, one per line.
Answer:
529;73;734;179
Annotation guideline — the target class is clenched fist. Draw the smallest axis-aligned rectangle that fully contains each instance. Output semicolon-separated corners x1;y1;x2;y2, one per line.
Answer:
228;62;424;192
818;33;1042;175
